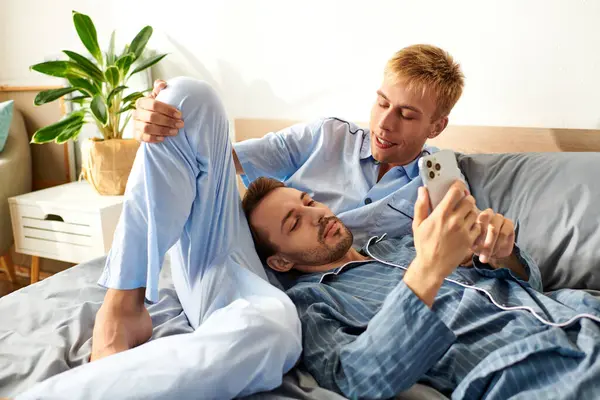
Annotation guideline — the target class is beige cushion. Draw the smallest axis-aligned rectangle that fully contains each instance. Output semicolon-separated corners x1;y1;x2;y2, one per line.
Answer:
0;108;32;254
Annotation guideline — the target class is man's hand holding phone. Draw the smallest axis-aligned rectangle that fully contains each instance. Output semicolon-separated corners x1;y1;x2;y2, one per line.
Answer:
404;181;481;307
418;150;516;265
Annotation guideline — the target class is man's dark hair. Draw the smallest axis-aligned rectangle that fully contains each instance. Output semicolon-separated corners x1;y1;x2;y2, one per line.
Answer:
242;177;285;263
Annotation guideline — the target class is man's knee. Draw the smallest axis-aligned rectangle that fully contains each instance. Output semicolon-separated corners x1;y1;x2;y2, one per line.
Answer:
156;77;225;122
155;77;229;155
207;297;302;357
243;299;302;361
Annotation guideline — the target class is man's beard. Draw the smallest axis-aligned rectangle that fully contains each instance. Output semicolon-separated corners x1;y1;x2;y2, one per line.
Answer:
288;216;354;266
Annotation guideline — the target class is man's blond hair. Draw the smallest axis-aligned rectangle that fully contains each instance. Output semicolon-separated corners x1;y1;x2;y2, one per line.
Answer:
385;44;464;120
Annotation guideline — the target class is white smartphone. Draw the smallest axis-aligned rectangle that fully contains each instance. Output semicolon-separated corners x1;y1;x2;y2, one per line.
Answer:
418;150;467;210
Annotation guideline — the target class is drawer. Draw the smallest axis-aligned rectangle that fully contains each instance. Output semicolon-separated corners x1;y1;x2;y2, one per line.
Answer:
14;204;98;230
18;237;104;264
21;226;93;247
11;204;102;259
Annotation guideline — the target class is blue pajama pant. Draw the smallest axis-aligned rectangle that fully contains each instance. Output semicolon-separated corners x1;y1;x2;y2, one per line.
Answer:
18;78;302;400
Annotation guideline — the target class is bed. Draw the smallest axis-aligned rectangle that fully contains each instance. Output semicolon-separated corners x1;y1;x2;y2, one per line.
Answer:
2;120;600;399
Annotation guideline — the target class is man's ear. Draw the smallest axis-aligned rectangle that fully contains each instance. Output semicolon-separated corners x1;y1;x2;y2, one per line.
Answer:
266;254;294;272
428;116;448;139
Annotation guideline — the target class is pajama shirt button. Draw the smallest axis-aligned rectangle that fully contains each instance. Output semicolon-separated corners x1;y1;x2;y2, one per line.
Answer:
364;198;372;205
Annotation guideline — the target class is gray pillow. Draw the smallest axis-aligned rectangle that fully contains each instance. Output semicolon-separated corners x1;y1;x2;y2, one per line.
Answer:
458;152;600;291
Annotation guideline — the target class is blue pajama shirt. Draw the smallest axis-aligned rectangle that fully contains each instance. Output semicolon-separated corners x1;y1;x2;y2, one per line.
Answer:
286;235;600;399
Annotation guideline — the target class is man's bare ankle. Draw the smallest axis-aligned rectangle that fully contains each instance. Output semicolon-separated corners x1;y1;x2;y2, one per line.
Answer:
103;288;146;313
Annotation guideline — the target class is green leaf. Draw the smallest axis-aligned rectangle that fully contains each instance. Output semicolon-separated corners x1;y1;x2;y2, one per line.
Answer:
30;61;87;79
90;95;108;125
62;50;104;82
68;94;90;101
67;95;90;105
121;91;145;104
117;104;136;114
107;85;128;107
106;30;116;65
104;66;121;87
34;87;78;106
129;53;167;76
72;11;103;64
129;26;153;59
55;120;85;143
67;77;100;96
115;53;136;76
31;111;85;144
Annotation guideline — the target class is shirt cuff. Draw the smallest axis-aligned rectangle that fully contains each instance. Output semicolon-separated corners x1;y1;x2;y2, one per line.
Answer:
233;141;265;187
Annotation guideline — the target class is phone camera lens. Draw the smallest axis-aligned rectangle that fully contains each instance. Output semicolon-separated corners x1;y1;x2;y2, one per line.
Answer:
435;163;441;171
429;171;435;179
426;160;432;168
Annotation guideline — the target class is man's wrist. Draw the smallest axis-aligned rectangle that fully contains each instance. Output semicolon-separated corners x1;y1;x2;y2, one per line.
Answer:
403;257;446;308
488;250;529;280
488;252;515;269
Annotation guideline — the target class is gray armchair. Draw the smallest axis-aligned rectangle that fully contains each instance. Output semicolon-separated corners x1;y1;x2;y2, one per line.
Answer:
0;108;32;282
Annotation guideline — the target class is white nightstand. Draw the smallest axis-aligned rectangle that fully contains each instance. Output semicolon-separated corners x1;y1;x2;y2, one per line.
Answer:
8;181;124;284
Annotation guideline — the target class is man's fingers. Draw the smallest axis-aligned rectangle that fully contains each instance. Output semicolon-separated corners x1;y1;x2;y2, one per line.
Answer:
469;219;483;243
151;80;168;98
473;209;493;249
484;215;504;247
494;231;515;259
464;208;478;230
479;214;504;263
154;79;167;89
134;120;178;137
476;208;494;226
493;219;515;258
138;132;166;143
413;187;431;230
437;180;468;215
453;194;476;220
135;109;182;129
136;97;182;119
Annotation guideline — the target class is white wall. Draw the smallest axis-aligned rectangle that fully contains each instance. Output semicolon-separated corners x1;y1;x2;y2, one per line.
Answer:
2;0;599;129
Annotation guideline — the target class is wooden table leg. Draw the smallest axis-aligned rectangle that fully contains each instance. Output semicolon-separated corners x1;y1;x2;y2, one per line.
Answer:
0;252;17;283
30;256;40;284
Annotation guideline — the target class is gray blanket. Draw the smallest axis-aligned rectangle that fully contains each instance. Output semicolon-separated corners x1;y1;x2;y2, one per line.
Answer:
0;257;447;399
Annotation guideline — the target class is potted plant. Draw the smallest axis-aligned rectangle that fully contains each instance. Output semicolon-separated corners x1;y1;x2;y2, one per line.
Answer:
30;11;167;195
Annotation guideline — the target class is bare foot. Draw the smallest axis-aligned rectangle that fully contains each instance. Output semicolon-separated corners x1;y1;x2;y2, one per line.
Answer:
90;288;153;362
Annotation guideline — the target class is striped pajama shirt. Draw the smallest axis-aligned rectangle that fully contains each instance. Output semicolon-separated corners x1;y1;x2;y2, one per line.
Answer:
286;234;600;399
